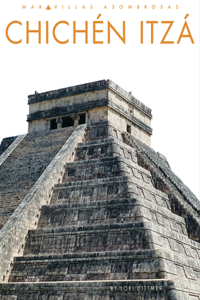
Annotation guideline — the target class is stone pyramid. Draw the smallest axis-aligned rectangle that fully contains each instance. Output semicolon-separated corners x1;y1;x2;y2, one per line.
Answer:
0;80;199;299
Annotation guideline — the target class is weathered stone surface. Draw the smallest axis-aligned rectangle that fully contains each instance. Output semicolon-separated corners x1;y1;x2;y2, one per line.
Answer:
0;80;199;299
23;222;154;256
0;135;26;168
122;131;200;243
9;250;164;282
122;132;200;212
0;125;86;282
37;197;180;229
27;80;152;146
0;128;74;230
28;80;152;117
0;136;18;156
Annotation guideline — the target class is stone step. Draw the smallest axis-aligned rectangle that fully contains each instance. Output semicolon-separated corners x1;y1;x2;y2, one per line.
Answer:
0;136;17;156
63;157;125;182
84;120;126;142
24;220;196;265
8;250;166;283
38;198;186;236
51;176;170;209
24;222;154;256
85;121;122;142
12;250;197;284
0;127;75;230
39;198;141;229
75;138;137;162
51;176;131;204
0;280;175;300
63;156;156;184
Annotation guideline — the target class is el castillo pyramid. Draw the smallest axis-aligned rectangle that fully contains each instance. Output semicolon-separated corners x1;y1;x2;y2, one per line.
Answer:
0;80;199;300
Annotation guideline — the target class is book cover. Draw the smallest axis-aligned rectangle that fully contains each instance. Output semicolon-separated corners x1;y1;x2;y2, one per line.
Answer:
0;0;199;296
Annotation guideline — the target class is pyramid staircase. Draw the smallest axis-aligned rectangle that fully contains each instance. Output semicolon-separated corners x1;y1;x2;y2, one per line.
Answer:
0;122;200;300
0;127;75;230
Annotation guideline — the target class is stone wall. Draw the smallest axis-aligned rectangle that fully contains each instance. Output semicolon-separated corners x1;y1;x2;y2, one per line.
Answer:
122;131;200;242
27;80;152;147
0;125;86;282
0;136;18;156
108;108;151;146
0;128;75;230
108;89;151;126
29;89;108;115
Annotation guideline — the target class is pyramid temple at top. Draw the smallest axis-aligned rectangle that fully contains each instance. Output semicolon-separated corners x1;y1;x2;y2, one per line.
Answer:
0;79;199;300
